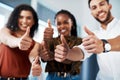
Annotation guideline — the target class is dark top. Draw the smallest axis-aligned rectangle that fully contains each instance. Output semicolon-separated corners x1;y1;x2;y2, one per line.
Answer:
45;36;82;74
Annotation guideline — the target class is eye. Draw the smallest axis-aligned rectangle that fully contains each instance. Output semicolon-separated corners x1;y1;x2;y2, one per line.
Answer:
19;15;23;19
56;22;61;26
63;21;69;25
91;6;97;10
27;16;32;20
100;1;105;6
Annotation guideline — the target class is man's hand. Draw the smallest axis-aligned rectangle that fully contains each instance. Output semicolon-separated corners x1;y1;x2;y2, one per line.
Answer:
18;27;33;50
44;19;54;40
54;35;70;62
31;56;42;76
82;26;104;53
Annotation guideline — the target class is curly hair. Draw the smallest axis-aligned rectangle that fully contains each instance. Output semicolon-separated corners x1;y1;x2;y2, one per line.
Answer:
6;4;38;37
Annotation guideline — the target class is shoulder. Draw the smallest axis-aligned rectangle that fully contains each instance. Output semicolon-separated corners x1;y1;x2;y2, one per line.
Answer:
0;27;13;34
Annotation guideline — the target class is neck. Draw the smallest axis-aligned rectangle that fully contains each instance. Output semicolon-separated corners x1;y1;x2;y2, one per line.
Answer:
101;16;114;30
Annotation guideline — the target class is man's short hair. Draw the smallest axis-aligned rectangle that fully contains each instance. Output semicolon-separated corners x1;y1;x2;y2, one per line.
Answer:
88;0;109;8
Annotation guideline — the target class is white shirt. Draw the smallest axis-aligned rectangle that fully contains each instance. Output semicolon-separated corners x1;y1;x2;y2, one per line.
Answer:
78;18;120;80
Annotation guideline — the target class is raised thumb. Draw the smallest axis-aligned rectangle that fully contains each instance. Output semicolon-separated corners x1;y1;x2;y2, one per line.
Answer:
34;56;40;64
60;35;67;46
24;27;30;37
84;26;94;35
47;19;52;28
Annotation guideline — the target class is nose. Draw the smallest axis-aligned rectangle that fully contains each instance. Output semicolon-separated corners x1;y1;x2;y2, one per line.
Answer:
22;18;27;23
97;6;102;13
60;23;65;29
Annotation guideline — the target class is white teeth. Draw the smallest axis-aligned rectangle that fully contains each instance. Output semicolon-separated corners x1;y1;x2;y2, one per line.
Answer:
99;12;105;17
61;29;66;33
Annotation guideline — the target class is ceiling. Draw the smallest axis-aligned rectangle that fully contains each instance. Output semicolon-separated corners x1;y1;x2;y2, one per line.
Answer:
38;0;92;27
1;0;120;36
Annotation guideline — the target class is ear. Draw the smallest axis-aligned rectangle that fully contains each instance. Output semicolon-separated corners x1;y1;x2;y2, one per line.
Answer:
109;4;112;10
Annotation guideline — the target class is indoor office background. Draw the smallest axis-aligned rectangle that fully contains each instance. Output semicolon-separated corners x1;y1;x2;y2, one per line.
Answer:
0;0;120;80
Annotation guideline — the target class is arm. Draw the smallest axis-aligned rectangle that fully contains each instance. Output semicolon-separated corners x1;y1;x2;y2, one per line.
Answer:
108;36;120;51
39;19;54;61
0;27;20;48
83;27;120;54
29;42;42;76
0;27;33;50
29;42;40;62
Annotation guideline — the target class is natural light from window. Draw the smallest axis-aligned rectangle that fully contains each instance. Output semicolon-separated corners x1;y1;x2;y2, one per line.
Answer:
0;15;5;29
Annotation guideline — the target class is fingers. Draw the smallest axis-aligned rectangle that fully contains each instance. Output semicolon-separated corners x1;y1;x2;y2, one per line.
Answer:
32;56;42;76
44;19;53;40
84;26;94;35
19;27;32;50
47;19;52;28
34;56;40;64
54;35;69;62
40;41;51;61
83;26;103;53
54;45;67;62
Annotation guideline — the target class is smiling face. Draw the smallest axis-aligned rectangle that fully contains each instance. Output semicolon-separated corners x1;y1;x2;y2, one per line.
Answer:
90;0;112;24
18;10;35;32
55;13;73;37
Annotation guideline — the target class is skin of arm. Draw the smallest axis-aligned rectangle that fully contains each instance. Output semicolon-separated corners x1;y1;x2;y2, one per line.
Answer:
0;27;20;48
83;26;120;53
108;36;120;51
29;42;40;62
0;27;33;50
66;47;84;61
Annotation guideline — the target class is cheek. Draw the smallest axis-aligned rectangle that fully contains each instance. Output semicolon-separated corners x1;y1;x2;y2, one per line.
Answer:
29;21;35;27
67;25;72;33
57;26;61;32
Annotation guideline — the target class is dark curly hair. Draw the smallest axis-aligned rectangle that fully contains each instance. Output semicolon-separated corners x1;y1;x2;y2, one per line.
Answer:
54;9;77;37
6;4;38;38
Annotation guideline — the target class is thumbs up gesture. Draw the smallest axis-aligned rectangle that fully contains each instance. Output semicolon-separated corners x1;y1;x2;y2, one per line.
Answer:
54;35;70;62
18;27;33;50
39;41;54;61
44;19;54;40
82;26;104;53
31;56;42;76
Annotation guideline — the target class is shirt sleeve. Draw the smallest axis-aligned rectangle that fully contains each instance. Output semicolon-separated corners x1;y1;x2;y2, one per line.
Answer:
75;44;93;61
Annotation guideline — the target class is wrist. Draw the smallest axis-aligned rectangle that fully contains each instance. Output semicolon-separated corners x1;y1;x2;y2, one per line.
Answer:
101;39;111;53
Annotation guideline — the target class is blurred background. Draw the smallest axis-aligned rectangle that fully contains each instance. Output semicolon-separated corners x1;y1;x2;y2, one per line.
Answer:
0;0;120;80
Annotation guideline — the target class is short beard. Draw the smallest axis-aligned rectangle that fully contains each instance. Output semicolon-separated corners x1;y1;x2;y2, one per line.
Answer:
95;11;111;24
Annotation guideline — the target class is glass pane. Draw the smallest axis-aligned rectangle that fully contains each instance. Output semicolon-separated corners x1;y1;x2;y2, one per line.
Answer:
0;14;5;29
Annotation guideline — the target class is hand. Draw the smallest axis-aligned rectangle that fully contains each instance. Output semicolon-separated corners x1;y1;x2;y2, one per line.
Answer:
31;56;42;76
82;26;104;53
18;27;33;50
44;19;54;40
54;35;70;62
39;41;54;61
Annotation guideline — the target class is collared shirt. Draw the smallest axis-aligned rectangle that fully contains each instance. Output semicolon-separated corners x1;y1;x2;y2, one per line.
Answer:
45;36;82;74
78;18;120;80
